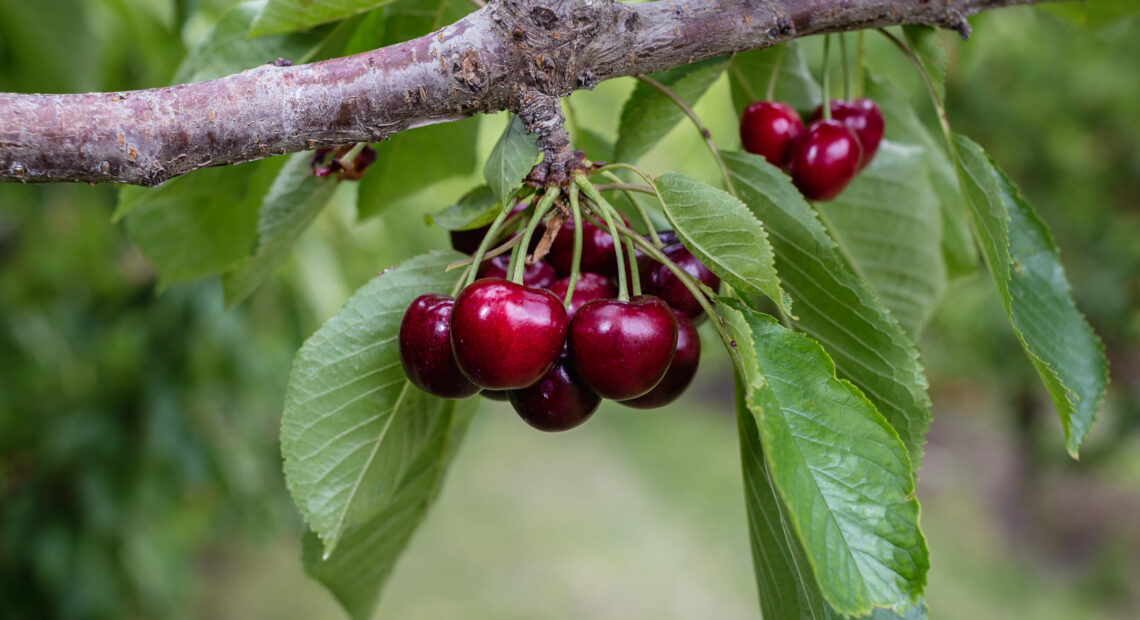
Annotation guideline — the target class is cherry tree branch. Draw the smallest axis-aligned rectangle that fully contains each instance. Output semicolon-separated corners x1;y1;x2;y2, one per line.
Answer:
0;0;1045;186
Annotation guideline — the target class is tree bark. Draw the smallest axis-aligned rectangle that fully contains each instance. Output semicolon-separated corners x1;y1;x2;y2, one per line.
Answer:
0;0;1043;186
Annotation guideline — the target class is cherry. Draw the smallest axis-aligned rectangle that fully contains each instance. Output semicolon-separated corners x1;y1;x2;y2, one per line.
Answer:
399;294;480;399
568;295;677;401
508;346;600;432
450;202;530;255
623;310;700;409
643;243;720;320
547;212;631;277
787;119;862;201
475;253;557;289
547;272;618;319
739;101;805;167
810;98;884;170
450;278;567;390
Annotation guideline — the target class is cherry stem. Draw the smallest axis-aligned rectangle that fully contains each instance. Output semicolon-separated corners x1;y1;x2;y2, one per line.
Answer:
821;34;832;120
575;176;629;301
634;75;737;196
591;182;655;195
765;44;787;101
840;33;851;100
877;28;953;143
626;239;642;296
599;170;663;247
565;182;584;307
505;216;528;284
445;234;521;271
465;202;516;287
449;264;473;296
855;31;866;99
594;162;656;187
511;186;560;283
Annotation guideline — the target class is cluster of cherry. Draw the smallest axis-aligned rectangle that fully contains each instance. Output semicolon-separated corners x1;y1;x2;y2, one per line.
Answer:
399;209;719;432
739;98;884;200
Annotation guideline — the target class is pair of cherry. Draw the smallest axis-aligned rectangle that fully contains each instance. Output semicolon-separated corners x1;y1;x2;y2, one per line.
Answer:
739;98;884;201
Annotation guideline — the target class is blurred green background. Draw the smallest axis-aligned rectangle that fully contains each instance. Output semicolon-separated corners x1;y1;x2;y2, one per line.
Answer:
1;1;1137;618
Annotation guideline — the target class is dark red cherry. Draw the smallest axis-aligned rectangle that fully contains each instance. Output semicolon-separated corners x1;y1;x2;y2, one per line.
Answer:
450;202;530;255
508;347;600;432
568;295;678;401
810;98;884;170
643;243;720;320
399;294;481;399
739;101;805;167
476;253;557;289
623;310;700;409
548;212;631;277
547;272;618;319
787;119;862;201
451;279;567;390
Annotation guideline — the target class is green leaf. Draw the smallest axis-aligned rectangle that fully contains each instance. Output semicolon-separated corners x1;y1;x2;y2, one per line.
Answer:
281;250;468;559
817;141;946;337
426;185;499;231
301;392;476;620
1038;0;1140;29
176;0;330;84
222;151;340;305
120;160;280;285
866;77;977;280
377;0;473;46
357;118;480;220
721;299;927;617
729;42;820;115
901;26;947;104
614;57;729;163
723;151;932;469
483;114;540;205
250;0;395;37
655;172;791;315
952;135;1107;457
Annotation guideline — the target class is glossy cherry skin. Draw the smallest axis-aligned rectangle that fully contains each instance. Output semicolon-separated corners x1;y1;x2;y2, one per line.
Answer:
451;278;568;390
450;202;530;255
810;98;884;170
787;119;862;202
399;294;481;399
643;243;720;320
547;272;618;319
623;310;700;409
548;212;631;277
568;295;678;401
740;101;805;167
508;347;600;432
475;253;557;289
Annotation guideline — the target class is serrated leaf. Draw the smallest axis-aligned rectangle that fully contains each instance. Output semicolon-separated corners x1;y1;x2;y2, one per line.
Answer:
120;159;280;285
729;42;820;115
302;392;476;620
357;118;480;220
176;0;330;84
952;135;1107;457
721;299;927;617
901;26;946;104
427;185;499;231
866;77;976;280
250;0;395;37
282;251;468;559
614;57;729;163
817;141;946;337
723;151;931;468
222;151;339;305
483;114;540;205
655;172;791;315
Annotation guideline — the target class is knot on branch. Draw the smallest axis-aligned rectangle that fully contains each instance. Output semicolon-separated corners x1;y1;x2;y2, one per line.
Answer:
513;90;589;186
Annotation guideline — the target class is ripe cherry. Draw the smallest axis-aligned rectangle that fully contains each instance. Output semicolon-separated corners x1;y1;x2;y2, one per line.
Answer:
568;295;677;401
623;310;700;409
547;272;618;319
451;278;567;390
643;243;720;320
450;202;530;255
739;101;805;167
810;98;884;170
787;119;862;201
508;346;600;432
399;294;480;399
547;212;630;277
476;253;557;289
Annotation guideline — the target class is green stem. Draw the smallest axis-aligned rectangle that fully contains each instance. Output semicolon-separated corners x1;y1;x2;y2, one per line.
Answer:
591;182;656;195
565;182;584;307
445;234;521;271
626;239;642;296
511;186;560;283
765;44;787;101
600;171;663;247
855;31;866;99
465;204;515;286
840;33;851;100
449;265;473;296
575;176;629;301
505;217;528;284
877;28;953;143
821;35;832;120
594;162;656;187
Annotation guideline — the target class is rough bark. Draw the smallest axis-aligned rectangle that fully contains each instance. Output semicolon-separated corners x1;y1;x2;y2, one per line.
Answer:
0;0;1044;186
